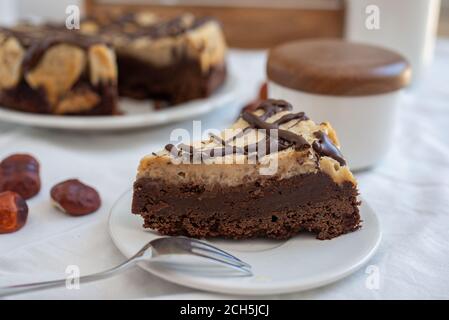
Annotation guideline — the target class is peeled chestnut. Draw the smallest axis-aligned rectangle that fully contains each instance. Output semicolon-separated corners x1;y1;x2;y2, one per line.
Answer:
259;82;268;100
0;154;41;199
0;191;28;234
50;179;101;216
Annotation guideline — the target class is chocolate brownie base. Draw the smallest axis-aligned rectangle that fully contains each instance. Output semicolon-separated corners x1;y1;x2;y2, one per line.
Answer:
132;172;360;240
117;56;226;104
0;82;118;115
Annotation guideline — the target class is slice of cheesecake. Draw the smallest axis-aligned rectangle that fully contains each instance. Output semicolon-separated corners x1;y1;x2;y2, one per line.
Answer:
132;99;360;240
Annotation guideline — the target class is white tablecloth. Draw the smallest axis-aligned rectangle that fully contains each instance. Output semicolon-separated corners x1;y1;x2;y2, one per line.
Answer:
1;41;449;300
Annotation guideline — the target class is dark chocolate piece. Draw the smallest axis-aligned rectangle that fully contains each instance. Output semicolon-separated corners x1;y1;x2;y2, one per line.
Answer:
312;131;346;166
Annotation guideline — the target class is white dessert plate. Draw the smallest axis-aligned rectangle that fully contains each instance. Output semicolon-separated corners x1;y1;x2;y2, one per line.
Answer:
0;75;239;131
109;190;381;296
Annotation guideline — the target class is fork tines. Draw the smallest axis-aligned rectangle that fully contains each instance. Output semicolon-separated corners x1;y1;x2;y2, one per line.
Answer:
178;237;253;276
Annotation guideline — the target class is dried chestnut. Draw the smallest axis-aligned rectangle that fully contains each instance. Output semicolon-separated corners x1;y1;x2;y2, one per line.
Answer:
0;191;28;234
0;154;41;199
50;179;101;216
258;82;268;100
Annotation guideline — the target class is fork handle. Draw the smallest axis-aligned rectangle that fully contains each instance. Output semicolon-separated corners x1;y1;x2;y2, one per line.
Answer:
0;259;136;298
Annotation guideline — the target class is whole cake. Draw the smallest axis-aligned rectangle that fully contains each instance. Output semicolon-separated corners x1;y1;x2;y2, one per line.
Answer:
0;12;227;115
0;26;118;115
81;12;227;104
132;99;361;240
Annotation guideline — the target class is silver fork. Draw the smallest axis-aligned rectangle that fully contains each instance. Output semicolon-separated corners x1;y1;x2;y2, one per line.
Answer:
0;236;252;297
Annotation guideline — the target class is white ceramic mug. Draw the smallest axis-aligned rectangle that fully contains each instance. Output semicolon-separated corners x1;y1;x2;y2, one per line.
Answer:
269;81;403;171
345;0;441;84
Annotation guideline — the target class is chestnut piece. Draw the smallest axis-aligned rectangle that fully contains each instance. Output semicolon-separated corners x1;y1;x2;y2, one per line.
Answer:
0;191;28;234
0;154;41;199
258;82;268;100
50;179;101;216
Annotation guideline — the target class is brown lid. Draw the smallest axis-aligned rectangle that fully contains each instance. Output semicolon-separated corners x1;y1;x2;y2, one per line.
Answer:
267;39;411;96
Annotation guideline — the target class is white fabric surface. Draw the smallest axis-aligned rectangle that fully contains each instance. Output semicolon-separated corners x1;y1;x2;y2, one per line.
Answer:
1;42;448;300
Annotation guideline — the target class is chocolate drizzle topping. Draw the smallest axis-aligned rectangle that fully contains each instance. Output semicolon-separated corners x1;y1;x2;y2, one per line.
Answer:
257;99;292;120
312;131;346;166
273;112;309;125
163;99;346;166
21;35;105;72
242;112;310;151
164;99;311;161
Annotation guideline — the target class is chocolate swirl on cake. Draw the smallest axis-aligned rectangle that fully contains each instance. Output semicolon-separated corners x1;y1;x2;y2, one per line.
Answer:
165;99;309;160
257;99;292;120
241;106;310;151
